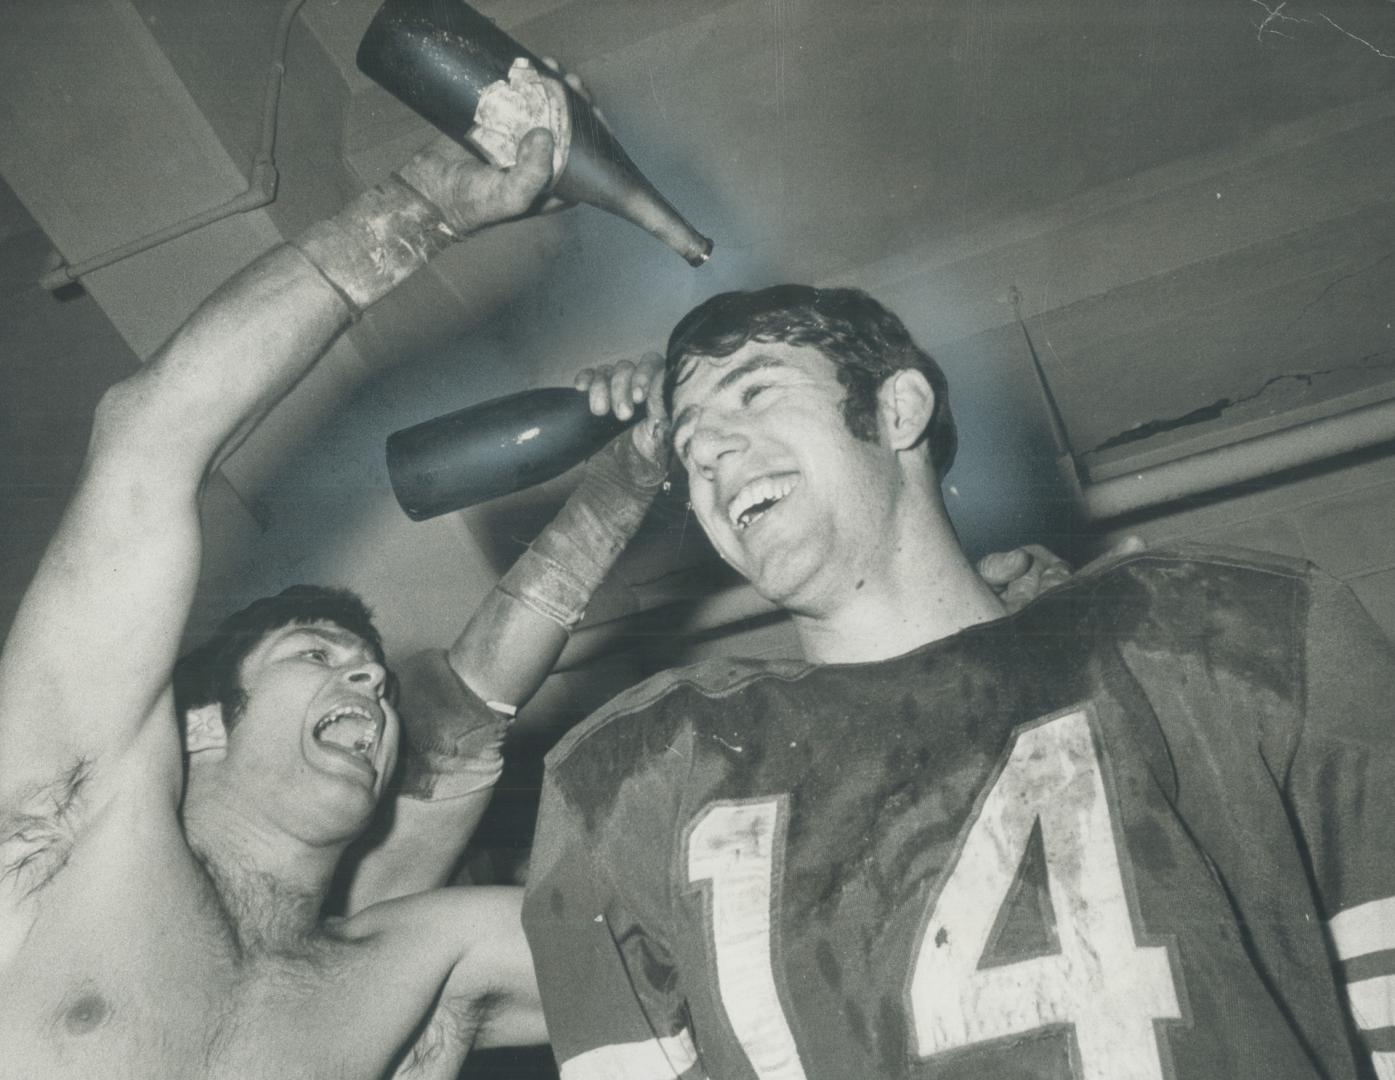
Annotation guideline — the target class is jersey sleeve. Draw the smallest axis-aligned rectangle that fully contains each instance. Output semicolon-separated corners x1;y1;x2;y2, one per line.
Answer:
1285;571;1395;1080
523;760;704;1080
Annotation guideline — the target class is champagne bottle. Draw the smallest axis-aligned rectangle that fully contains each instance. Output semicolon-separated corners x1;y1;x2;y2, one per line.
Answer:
386;387;642;520
357;0;713;266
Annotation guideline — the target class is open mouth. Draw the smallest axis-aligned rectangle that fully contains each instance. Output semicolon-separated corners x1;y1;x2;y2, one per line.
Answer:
727;474;800;531
312;702;380;762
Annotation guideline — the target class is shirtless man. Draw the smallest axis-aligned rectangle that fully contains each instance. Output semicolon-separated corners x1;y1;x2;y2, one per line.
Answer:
0;101;571;1075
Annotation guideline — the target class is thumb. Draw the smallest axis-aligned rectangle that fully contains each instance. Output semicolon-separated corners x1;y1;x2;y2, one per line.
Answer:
630;410;671;475
636;351;672;466
502;128;556;207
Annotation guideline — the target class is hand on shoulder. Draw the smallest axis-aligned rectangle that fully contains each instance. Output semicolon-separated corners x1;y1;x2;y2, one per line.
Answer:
976;535;1146;613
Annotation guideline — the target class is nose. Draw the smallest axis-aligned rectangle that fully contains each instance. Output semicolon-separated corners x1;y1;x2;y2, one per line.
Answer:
686;420;748;480
345;660;387;694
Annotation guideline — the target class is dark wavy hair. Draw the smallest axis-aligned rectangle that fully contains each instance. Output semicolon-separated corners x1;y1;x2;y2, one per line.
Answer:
173;585;393;730
663;284;957;477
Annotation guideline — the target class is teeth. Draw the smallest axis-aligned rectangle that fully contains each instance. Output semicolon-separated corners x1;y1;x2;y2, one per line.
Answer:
728;475;798;530
314;705;378;758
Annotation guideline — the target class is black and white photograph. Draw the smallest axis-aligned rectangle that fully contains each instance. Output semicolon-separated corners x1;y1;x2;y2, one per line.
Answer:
1;1;1393;1077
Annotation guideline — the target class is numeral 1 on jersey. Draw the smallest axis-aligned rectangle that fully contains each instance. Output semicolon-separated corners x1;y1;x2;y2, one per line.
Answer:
688;799;809;1080
686;709;1181;1080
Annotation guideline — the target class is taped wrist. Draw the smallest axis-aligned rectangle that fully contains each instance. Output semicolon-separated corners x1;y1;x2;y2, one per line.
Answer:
394;649;511;801
498;433;665;630
291;175;458;316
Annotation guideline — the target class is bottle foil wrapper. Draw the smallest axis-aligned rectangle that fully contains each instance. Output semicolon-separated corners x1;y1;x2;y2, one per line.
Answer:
467;58;572;178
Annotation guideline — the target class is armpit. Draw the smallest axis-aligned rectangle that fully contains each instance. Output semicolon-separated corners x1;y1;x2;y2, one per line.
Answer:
0;759;92;901
393;990;502;1079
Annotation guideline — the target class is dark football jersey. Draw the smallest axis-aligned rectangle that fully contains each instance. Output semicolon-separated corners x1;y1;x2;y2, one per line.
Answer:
522;546;1395;1080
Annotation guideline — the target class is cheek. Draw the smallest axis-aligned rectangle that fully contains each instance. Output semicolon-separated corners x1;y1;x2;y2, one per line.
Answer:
685;481;723;533
383;713;402;756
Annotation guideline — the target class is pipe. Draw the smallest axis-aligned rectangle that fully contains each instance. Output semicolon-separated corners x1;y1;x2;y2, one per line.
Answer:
1081;396;1395;521
40;0;308;291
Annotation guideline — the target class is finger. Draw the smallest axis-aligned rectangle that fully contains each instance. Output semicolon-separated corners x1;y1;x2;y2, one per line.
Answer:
1001;563;1044;612
609;361;637;421
630;365;650;403
498;128;555;212
1109;534;1146;558
1020;543;1070;581
540;57;591;100
1078;533;1146;576
630;353;658;403
1018;543;1064;566
637;350;665;383
587;367;614;415
976;548;1031;588
574;367;597;392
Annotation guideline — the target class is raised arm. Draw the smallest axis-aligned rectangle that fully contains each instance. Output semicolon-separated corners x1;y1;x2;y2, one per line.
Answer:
344;356;669;911
0;131;556;852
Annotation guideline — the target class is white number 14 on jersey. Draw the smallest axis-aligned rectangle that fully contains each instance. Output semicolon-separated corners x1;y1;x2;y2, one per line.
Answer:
686;709;1182;1079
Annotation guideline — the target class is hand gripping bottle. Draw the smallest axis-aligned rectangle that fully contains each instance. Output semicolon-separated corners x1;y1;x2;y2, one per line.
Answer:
357;0;713;265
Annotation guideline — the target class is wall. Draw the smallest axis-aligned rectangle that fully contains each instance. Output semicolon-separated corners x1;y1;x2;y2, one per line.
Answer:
1101;441;1395;638
0;178;139;639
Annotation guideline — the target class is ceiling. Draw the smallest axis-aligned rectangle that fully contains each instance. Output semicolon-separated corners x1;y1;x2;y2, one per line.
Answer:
3;0;1395;666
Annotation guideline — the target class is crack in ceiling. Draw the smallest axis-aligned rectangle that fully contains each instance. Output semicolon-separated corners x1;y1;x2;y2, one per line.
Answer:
1087;351;1395;454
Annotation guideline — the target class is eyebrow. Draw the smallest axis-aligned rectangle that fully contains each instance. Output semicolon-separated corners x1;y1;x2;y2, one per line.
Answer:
672;355;790;434
279;625;370;654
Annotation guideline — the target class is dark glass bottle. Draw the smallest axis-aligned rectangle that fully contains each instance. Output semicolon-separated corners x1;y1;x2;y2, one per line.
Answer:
357;0;713;266
386;387;640;520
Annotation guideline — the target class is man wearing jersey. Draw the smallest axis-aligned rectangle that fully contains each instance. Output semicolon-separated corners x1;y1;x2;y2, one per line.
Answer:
522;285;1395;1080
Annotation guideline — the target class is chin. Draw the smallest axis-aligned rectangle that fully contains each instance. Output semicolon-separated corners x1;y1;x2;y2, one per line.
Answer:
301;779;381;844
756;553;858;618
747;564;819;612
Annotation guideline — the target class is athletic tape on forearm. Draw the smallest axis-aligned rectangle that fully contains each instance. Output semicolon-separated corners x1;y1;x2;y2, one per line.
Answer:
498;431;666;630
290;175;457;316
395;649;509;801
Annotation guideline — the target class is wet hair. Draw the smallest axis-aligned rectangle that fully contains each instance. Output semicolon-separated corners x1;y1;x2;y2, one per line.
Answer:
663;284;957;477
173;585;393;731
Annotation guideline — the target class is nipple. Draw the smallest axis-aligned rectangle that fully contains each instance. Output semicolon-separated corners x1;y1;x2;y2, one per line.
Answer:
62;991;112;1035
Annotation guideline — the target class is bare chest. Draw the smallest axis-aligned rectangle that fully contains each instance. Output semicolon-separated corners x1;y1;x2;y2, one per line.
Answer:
0;867;451;1080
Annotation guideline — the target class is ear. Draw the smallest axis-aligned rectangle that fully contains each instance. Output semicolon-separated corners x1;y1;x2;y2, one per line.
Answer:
184;703;228;756
877;368;936;452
